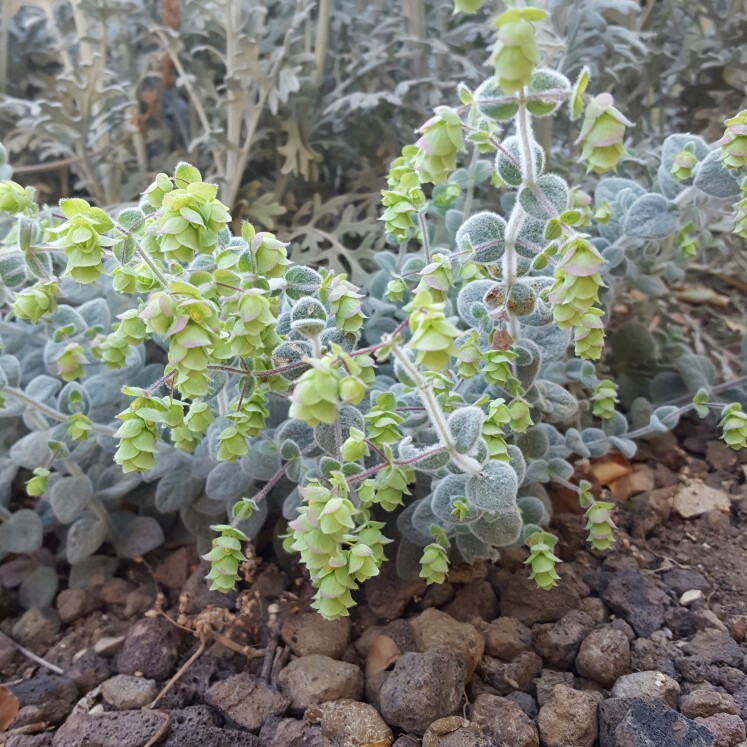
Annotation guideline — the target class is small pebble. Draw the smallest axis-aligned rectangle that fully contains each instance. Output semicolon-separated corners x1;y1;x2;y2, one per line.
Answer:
681;590;705;607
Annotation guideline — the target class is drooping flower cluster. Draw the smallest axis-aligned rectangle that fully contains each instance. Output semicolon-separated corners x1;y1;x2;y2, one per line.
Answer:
51;198;116;284
579;480;615;551
289;474;391;618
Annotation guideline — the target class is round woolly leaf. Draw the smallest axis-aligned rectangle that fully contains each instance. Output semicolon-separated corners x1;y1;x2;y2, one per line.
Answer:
455;531;494;563
412;496;441;538
623;194;677;239
156;469;202;513
466;460;518;511
520;300;554;327
241;440;281;480
521;324;572;362
448;406;486;454
115;516;165;558
457;280;496;326
547;457;574;481
18;565;58;610
393;349;419;387
475;78;519;121
649;405;680;432
518;495;550;526
396;500;432;546
0;355;20;391
396;538;429;581
275;419;316;452
526;68;570;117
398;437;451;471
532;380;579;423
320;328;358;354
515;217;546;257
431;474;475;523
455;212;506;264
50;475;93;525
66;516;107;565
470;508;523;546
285;266;323;300
206;460;255;501
693;150;741;198
582;427;609;458
271;340;312;382
507;444;527;485
518;175;569;220
291;297;327;322
496;136;546;187
0;509;43;554
57;382;90;416
0;252;27;289
516;427;549;460
315;405;365;456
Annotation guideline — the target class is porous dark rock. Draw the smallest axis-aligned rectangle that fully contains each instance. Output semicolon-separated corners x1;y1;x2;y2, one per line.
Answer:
676;655;720;685
56;589;98;624
481;651;543;696
537;684;599;747
611;671;681;708
304;699;393;746
11;608;61;650
661;569;712;597
533;669;574;708
695;714;746;747
8;674;78;709
444;580;499;622
258;716;333;747
410;608;484;678
379;646;466;735
65;650;112;692
278;655;363;713
682;630;744;668
576;627;631;688
101;674;157;710
52;710;168;747
6;736;53;747
471;693;539;747
631;636;680;677
532;610;595;669
601;568;669;638
483;616;531;660
163;706;261;747
614;699;715;746
499;566;589;626
182;565;237;614
507;691;539;719
681;690;739;719
281;613;350;660
115;616;181;680
365;563;426;621
206;672;291;730
598;697;657;747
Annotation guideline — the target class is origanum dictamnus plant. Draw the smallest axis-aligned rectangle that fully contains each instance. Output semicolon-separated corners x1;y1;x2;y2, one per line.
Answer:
0;9;746;617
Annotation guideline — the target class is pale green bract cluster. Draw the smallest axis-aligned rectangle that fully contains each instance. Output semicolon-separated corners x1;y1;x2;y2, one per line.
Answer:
0;9;745;619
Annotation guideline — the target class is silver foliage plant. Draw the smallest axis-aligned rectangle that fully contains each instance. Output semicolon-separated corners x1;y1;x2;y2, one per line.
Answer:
0;8;746;616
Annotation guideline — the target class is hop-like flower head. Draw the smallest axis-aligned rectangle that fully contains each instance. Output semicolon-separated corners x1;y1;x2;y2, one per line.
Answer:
716;110;747;171
491;8;547;94
719;403;747;450
576;93;633;173
414;106;465;184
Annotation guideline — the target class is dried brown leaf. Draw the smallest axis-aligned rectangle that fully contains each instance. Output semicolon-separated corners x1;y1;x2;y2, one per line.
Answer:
0;686;19;732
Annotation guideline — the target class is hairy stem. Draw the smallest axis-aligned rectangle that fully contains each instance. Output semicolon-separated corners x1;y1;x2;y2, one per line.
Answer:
390;342;482;475
2;388;116;436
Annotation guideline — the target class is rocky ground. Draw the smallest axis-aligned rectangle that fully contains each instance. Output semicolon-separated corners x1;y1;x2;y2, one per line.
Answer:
2;423;747;747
